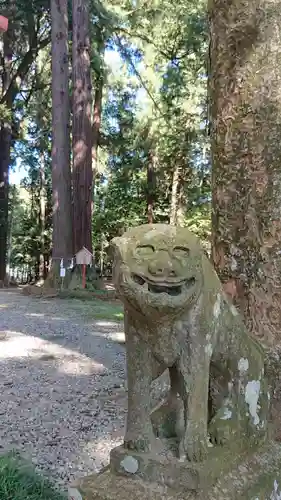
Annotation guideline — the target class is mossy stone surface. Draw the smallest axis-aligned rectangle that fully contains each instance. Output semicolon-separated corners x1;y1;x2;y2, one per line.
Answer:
70;442;281;500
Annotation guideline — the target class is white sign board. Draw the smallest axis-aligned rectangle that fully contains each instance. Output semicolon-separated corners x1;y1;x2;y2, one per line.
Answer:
75;246;93;266
60;267;66;277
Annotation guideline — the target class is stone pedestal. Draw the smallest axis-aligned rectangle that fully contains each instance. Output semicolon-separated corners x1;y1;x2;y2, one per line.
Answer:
68;441;281;500
109;441;252;492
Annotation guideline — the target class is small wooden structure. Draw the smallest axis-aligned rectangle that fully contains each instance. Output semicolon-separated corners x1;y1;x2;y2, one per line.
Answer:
75;247;93;288
0;16;8;32
75;246;93;265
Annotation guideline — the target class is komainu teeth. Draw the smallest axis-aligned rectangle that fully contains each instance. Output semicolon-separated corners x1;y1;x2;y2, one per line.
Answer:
132;272;195;297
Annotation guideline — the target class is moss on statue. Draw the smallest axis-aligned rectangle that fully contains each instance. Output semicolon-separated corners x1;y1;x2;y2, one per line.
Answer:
111;224;270;465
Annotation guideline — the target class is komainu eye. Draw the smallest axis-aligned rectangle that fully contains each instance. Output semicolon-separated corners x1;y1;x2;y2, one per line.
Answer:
135;245;155;257
173;246;190;257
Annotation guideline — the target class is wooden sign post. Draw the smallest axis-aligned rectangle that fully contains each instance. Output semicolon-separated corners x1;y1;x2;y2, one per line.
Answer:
0;16;8;32
82;264;86;289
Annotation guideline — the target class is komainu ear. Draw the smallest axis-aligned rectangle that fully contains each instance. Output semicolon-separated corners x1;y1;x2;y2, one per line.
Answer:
109;237;122;259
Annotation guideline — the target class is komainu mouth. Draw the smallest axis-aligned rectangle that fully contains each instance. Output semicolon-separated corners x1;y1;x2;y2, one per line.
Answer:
131;272;196;296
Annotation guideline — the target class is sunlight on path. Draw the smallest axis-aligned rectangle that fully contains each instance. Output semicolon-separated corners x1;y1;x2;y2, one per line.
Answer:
0;290;126;489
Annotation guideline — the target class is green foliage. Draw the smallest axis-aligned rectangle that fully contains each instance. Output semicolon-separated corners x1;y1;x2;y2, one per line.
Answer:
7;0;211;280
185;202;211;251
0;104;11;122
92;0;210;270
0;452;66;500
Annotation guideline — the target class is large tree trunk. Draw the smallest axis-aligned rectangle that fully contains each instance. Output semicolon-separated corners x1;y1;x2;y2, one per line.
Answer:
0;28;12;283
209;0;281;345
72;0;93;255
0;126;10;282
48;0;73;286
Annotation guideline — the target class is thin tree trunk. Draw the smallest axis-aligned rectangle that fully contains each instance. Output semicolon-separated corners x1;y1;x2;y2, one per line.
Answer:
147;150;157;224
92;73;104;179
72;0;93;254
6;183;15;281
49;0;73;271
170;165;181;226
209;0;281;345
92;71;104;261
39;152;47;279
177;177;186;227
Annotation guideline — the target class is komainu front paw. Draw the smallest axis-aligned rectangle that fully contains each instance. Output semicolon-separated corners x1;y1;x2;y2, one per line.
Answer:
179;431;208;462
209;411;238;446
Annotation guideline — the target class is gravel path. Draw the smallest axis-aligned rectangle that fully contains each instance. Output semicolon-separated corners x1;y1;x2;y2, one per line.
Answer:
0;290;127;490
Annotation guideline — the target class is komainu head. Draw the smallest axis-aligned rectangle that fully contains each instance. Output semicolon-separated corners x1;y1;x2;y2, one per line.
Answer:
111;224;204;320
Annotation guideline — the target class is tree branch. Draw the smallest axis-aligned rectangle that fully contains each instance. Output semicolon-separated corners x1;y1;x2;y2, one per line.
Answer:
117;27;171;60
1;36;50;107
114;34;164;118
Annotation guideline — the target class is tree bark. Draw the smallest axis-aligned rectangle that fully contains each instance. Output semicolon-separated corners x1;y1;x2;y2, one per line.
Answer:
209;0;281;345
91;72;104;265
50;0;73;266
0;128;10;281
72;0;93;254
92;69;104;178
176;174;186;227
0;28;12;282
170;165;181;226
147;150;157;224
39;152;47;280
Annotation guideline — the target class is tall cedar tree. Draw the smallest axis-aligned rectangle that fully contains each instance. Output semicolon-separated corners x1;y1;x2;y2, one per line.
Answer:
72;0;93;254
0;30;12;282
209;0;281;345
50;0;73;267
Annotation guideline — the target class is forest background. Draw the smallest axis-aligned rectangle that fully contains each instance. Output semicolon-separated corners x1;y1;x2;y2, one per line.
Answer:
2;0;280;346
0;0;209;284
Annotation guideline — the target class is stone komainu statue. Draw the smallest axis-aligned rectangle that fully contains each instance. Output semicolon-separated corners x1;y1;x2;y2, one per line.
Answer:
111;224;270;462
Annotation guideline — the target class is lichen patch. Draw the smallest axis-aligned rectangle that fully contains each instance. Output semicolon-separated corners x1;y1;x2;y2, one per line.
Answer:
120;455;139;474
230;304;238;316
213;293;221;318
245;380;261;426
238;357;249;373
220;408;232;420
205;343;213;356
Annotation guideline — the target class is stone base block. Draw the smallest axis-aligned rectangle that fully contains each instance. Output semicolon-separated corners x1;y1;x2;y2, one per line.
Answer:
110;444;233;491
109;437;267;492
68;442;281;500
68;468;193;500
